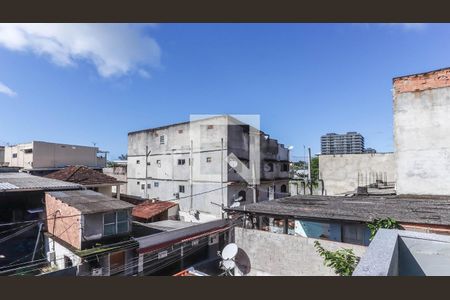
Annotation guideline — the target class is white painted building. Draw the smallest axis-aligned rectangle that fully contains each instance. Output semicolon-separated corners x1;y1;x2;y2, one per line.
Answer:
4;141;107;175
127;115;290;222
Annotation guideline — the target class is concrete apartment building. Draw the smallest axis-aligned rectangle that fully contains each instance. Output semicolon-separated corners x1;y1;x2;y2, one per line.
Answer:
4;141;107;175
321;132;365;155
127;115;290;222
393;68;450;196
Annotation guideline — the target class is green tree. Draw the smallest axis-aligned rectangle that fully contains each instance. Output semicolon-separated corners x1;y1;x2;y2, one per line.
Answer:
314;241;360;276
310;156;319;185
367;218;400;241
118;154;128;160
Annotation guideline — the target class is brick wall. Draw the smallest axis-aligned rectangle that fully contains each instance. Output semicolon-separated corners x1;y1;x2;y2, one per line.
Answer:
394;68;450;94
45;193;82;250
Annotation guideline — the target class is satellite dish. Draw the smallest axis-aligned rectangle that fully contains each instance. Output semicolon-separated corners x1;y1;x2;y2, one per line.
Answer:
222;259;236;270
230;202;240;208
221;243;238;260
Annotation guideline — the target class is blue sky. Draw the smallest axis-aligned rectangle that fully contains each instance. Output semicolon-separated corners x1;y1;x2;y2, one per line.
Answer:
0;23;449;160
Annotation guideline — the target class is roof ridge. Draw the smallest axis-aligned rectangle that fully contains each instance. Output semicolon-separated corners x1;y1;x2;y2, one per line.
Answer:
66;165;82;181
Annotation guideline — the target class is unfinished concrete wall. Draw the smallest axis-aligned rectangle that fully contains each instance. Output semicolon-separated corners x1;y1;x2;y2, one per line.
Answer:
234;227;366;276
319;153;395;195
394;69;450;195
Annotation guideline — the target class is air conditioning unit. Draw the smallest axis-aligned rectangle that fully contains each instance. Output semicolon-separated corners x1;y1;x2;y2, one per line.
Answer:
91;268;103;276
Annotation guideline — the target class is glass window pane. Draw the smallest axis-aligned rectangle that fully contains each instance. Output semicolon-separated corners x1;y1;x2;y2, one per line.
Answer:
117;210;128;222
104;223;116;236
117;221;129;234
104;212;115;224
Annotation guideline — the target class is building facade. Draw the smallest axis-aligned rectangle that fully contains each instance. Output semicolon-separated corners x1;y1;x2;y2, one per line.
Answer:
127;115;290;222
319;152;396;196
320;132;365;155
393;68;450;196
0;146;4;165
44;190;136;276
3;141;107;175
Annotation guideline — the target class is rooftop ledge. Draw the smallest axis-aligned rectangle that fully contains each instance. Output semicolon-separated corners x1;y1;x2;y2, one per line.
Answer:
353;229;450;276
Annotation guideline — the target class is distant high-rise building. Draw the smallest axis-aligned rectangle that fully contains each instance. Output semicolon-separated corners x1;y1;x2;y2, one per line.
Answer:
321;132;365;155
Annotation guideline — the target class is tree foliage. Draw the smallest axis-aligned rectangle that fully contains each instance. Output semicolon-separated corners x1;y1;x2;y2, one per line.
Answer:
314;241;360;276
367;217;400;241
118;154;128;160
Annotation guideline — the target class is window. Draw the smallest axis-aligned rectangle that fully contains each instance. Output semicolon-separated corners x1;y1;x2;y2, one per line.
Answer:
237;190;246;202
12;153;17;158
141;184;145;190
160;135;165;145
24;149;32;154
206;157;212;163
281;164;289;172
137;181;140;185
178;129;183;134
266;162;274;172
179;185;185;193
156;160;161;167
136;160;140;164
207;125;214;129
103;211;129;236
154;182;159;187
147;183;151;189
280;184;287;193
178;159;186;165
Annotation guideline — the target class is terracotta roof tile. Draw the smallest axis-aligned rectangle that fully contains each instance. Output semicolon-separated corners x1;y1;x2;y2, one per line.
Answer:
132;200;178;220
45;166;124;186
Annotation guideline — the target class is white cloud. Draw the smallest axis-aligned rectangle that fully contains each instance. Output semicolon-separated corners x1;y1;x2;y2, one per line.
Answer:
384;23;428;31
0;24;161;78
0;81;17;97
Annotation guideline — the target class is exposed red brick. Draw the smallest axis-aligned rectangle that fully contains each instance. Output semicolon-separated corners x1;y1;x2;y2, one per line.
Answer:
393;68;450;94
399;222;450;236
45;193;82;249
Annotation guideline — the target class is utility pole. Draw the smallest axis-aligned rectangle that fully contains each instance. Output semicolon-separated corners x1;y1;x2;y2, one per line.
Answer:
221;138;224;219
189;140;194;211
144;146;151;199
307;147;313;195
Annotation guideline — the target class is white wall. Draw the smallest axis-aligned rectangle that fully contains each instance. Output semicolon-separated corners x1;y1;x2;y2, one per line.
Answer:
234;227;366;276
394;87;450;195
319;153;396;196
4;141;104;169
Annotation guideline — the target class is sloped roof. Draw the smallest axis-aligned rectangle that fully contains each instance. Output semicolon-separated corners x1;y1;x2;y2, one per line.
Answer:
225;194;450;226
45;166;124;186
0;172;81;192
47;190;134;214
132;200;178;220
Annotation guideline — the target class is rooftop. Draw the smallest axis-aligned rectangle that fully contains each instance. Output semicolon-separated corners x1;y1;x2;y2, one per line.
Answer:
139;220;197;232
354;229;450;276
132;200;178;221
47;190;134;214
0;172;81;192
45;166;124;186
225;195;450;226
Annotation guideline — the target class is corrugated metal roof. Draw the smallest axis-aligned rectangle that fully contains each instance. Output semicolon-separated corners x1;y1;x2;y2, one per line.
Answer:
0;172;81;192
47;190;134;214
